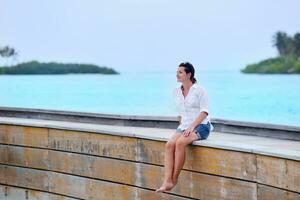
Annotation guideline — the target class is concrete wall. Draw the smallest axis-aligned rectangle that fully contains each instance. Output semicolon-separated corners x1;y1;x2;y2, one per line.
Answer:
0;124;299;199
1;107;300;141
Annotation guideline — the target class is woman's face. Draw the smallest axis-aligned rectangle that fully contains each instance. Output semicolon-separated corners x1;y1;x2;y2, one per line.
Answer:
176;67;190;82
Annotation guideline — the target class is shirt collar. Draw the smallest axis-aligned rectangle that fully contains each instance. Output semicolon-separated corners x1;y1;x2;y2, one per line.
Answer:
177;83;198;90
191;83;198;89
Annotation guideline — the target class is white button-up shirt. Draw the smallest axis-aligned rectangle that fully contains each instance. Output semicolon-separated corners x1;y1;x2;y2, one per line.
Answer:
173;84;210;130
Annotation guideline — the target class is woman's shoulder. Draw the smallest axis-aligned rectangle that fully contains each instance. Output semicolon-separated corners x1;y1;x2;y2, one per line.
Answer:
193;84;206;90
193;84;208;94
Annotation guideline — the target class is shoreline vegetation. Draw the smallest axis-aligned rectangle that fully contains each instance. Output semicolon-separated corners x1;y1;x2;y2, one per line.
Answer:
242;31;300;74
0;61;119;75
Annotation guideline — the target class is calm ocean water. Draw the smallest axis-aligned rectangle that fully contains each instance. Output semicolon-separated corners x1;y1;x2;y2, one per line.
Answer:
0;69;299;127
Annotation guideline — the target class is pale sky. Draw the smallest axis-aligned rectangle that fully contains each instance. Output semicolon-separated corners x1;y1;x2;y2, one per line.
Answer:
1;0;300;72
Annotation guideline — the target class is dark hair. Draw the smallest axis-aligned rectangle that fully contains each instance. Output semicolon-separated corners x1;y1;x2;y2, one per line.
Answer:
178;62;197;83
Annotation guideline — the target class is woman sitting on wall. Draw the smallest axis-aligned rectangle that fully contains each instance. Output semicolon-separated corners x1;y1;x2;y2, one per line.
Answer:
156;62;212;192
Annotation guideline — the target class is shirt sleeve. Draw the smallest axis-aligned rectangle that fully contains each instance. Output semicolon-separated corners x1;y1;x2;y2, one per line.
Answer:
198;88;210;114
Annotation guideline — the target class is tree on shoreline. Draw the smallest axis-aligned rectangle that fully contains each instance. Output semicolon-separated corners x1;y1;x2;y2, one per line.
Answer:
273;31;300;60
0;61;119;75
0;45;18;66
242;31;300;74
294;33;300;59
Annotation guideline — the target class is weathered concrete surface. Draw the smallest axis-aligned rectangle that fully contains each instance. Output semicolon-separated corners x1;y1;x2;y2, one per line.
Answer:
0;125;49;148
257;155;300;193
0;184;78;200
0;164;257;200
49;129;137;160
49;150;136;185
138;163;257;199
0;183;196;200
0;117;299;161
0;165;49;191
137;139;257;181
0;145;258;199
257;184;300;200
0;126;264;182
1;106;300;140
0;117;300;199
0;167;193;200
2;145;49;169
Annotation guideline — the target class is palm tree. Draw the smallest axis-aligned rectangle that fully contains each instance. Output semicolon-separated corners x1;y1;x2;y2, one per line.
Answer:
273;31;293;57
294;33;300;60
0;46;18;66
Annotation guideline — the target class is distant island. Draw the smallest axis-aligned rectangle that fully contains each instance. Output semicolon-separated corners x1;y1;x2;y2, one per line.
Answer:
242;31;300;74
0;61;119;75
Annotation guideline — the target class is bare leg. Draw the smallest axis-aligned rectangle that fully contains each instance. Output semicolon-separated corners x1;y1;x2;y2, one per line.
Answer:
156;132;181;193
172;132;198;186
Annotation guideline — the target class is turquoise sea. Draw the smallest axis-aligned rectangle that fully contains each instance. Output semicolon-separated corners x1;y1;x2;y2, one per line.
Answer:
0;69;299;127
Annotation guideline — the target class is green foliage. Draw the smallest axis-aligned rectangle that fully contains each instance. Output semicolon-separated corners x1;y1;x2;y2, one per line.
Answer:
291;60;300;72
273;31;300;59
294;33;300;59
242;31;300;74
0;46;17;58
242;57;300;74
0;61;119;75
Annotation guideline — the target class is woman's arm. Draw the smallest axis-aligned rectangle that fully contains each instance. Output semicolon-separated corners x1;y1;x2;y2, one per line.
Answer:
189;111;208;129
177;116;182;124
183;111;208;136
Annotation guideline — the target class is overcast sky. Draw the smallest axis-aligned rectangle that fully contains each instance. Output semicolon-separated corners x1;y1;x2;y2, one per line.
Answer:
1;0;300;72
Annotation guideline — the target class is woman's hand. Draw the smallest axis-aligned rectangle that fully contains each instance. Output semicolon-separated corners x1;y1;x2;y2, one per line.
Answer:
183;126;195;137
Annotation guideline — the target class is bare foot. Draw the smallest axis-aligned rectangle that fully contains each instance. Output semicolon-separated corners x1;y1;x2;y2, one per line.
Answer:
155;182;174;193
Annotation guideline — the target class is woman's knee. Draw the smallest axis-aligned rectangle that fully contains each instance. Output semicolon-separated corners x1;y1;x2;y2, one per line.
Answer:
165;140;176;150
175;138;187;148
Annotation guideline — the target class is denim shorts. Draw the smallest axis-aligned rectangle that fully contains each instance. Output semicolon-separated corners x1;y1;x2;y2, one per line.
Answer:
176;122;212;140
